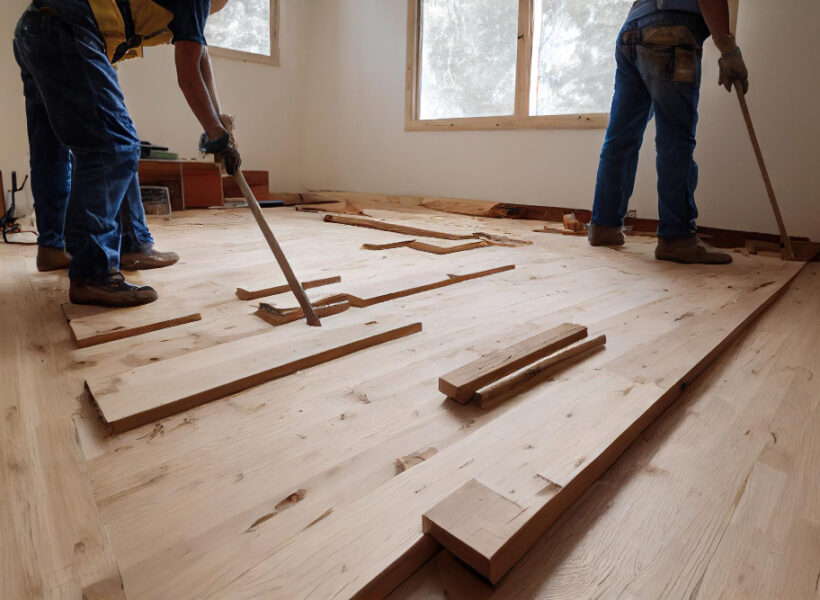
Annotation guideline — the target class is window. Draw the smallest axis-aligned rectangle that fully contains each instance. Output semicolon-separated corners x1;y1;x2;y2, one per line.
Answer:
205;0;280;66
406;0;632;130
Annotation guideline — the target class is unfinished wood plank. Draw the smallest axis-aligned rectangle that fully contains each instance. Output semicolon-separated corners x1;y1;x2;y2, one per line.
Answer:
472;232;532;247
439;323;588;403
62;302;202;348
255;298;350;326
323;214;475;240
534;225;588;236
361;240;489;254
474;335;607;408
362;240;415;250
422;479;519;579
337;265;515;307
86;319;422;433
395;447;439;473
423;267;805;584
235;275;341;301
295;200;367;216
421;198;500;218
409;241;489;255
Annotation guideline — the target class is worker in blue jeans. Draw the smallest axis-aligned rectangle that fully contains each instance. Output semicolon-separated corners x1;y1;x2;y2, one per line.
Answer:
14;0;240;306
588;0;749;264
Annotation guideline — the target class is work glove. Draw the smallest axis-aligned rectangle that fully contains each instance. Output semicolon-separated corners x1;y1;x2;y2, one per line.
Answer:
199;128;241;175
715;34;749;94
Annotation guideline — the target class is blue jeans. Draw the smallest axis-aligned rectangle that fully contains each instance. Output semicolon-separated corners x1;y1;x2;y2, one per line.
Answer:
14;6;154;279
592;11;710;240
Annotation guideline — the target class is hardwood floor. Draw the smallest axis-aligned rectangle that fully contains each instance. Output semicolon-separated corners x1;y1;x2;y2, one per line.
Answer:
1;204;815;599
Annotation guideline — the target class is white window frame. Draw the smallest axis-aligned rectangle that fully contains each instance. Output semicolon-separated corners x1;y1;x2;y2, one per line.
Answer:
405;0;740;131
208;0;280;67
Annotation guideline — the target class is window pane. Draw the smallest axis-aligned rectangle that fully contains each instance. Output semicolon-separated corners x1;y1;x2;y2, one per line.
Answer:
419;0;519;120
205;0;271;56
532;0;632;115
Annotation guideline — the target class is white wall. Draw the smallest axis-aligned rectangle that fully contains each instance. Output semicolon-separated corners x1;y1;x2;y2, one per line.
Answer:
0;0;308;217
0;0;34;214
298;0;820;239
117;0;308;190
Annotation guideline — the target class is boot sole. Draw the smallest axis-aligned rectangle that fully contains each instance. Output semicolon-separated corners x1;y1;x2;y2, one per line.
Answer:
68;291;159;308
120;259;180;270
655;253;732;265
589;240;626;247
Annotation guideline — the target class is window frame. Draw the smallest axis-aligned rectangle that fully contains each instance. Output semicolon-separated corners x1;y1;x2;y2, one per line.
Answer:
405;0;608;131
208;0;280;67
405;0;740;132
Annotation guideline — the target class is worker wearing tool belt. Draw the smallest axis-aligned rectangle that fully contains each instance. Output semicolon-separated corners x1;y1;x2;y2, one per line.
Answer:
13;0;241;306
588;0;748;264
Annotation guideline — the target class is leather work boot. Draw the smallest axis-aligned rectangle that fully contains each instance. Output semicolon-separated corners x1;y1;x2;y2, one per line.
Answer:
69;273;158;307
655;236;732;265
120;245;180;270
36;246;71;272
588;223;625;247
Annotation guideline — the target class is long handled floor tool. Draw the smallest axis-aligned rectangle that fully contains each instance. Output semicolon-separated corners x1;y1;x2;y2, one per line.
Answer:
734;85;797;261
233;168;322;326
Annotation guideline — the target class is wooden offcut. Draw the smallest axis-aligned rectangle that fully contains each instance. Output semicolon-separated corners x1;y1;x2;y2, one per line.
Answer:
255;298;350;326
474;335;607;408
236;275;342;301
62;302;202;348
323;214;475;240
361;240;490;254
86;319;422;433
562;213;584;232
422;479;520;581
439;323;588;403
334;265;515;307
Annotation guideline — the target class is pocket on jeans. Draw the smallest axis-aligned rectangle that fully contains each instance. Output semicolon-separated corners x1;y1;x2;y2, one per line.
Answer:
635;46;674;81
672;47;697;83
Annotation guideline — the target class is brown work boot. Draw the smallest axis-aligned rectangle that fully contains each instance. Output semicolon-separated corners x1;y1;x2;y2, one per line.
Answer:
588;223;625;247
120;245;179;270
69;273;158;307
655;236;732;265
36;246;71;271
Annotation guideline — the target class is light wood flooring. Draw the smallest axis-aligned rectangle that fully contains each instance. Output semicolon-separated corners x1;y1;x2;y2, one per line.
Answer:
1;203;817;599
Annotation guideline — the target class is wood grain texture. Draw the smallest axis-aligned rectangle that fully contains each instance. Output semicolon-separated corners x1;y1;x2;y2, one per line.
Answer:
474;335;607;408
423;268;805;583
62;302;202;348
1;259;123;598
362;240;490;254
336;265;515;307
235;275;342;301
87;319;422;432
255;298;350;326
439;323;588;403
22;203;808;600
324;214;476;240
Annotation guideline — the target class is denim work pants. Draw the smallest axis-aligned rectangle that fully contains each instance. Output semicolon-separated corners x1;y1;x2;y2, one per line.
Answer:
592;11;710;240
13;7;154;279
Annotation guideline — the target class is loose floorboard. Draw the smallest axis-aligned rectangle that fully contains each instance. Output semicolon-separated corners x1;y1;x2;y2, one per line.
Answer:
62;301;202;348
88;318;423;432
2;202;814;600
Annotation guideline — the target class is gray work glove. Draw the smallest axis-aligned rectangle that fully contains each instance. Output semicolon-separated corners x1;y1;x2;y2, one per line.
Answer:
199;129;241;175
715;34;749;93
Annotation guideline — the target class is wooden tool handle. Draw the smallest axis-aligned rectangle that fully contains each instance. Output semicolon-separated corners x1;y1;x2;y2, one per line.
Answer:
735;85;796;261
234;169;322;327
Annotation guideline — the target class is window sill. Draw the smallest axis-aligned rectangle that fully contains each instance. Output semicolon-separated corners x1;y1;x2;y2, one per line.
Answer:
209;46;280;67
405;114;608;132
